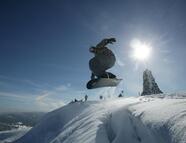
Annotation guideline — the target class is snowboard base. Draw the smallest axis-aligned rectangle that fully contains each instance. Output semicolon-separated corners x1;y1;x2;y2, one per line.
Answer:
87;78;122;89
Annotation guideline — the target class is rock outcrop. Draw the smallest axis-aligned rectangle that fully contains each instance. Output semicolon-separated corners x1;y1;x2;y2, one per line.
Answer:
141;69;163;96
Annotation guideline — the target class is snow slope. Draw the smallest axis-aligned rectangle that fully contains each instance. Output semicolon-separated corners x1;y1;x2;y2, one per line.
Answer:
0;127;31;143
13;93;186;143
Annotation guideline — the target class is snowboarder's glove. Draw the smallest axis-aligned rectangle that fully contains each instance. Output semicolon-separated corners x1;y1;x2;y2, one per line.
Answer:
107;38;116;44
89;46;96;53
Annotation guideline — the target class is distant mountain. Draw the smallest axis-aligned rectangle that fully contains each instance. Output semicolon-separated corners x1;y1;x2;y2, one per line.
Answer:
0;112;46;131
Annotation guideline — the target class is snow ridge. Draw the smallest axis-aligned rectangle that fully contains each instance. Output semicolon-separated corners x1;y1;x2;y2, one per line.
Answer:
13;94;186;143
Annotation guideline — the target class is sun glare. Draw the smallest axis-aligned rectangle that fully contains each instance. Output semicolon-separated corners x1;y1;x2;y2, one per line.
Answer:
130;39;152;61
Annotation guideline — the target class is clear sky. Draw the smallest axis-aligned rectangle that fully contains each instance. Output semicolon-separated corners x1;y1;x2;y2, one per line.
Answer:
0;0;186;112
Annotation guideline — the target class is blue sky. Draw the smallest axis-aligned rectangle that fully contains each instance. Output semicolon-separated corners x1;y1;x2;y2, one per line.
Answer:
0;0;186;112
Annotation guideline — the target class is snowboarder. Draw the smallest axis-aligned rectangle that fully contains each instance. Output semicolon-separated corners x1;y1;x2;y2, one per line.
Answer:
86;38;122;89
89;38;116;79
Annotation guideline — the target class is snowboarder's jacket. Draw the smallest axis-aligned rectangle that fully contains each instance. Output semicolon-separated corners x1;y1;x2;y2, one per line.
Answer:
89;38;116;76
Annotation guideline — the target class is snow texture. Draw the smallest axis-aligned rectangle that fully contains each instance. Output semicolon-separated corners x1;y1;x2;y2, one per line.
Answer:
13;93;186;143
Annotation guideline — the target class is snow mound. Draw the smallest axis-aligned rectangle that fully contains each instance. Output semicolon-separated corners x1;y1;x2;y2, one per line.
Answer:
13;93;186;143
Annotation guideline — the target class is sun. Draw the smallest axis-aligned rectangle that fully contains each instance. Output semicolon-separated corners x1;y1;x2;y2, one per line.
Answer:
130;39;152;61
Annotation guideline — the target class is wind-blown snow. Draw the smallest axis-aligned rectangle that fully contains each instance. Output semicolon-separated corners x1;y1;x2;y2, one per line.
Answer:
13;93;186;143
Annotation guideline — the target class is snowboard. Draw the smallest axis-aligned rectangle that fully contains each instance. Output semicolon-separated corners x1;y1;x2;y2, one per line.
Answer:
86;78;122;89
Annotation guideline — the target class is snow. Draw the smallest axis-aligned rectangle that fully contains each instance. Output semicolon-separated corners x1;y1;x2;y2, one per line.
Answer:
13;93;186;143
0;127;31;143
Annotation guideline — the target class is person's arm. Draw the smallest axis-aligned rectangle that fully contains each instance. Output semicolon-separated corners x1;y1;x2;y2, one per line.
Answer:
89;38;116;55
96;38;116;49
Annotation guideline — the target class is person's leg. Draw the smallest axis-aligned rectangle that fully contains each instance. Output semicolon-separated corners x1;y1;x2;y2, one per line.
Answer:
96;53;116;79
89;53;116;78
89;57;104;77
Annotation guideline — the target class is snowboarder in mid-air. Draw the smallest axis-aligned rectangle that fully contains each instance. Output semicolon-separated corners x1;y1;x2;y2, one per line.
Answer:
87;38;122;89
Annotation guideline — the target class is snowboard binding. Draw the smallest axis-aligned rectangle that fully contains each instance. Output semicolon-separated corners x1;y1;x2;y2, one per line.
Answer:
87;72;121;89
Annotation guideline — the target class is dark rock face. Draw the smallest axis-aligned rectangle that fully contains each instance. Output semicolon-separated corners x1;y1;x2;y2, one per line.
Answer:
141;69;163;96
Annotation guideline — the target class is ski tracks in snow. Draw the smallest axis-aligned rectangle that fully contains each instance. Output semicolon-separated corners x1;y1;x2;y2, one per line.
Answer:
50;103;110;143
105;104;158;143
52;99;160;143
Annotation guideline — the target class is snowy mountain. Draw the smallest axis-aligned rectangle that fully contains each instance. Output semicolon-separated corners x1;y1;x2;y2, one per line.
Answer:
0;126;31;143
13;93;186;143
0;112;45;131
0;112;45;143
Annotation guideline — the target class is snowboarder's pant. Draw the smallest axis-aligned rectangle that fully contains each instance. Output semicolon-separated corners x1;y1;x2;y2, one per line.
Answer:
89;54;115;77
